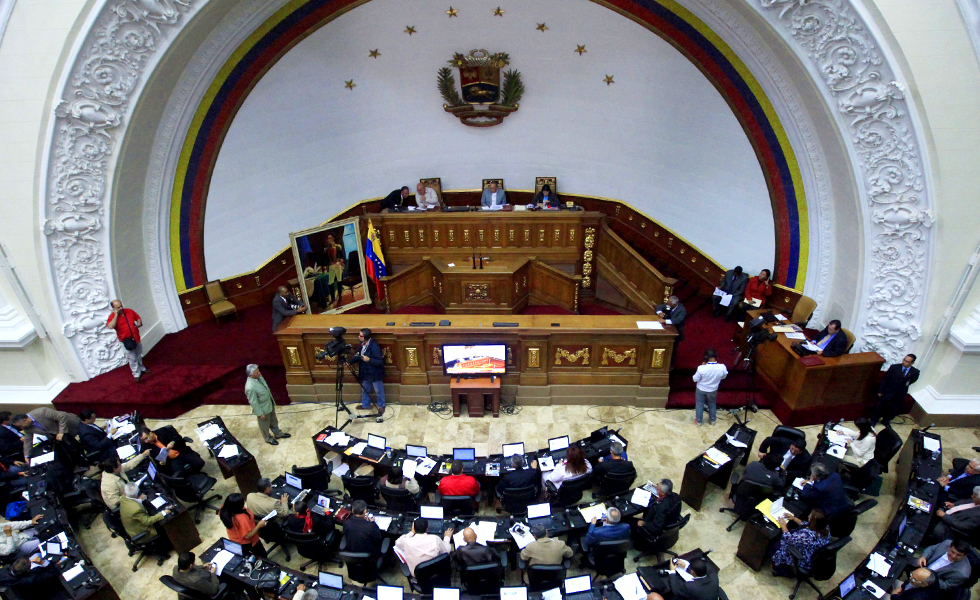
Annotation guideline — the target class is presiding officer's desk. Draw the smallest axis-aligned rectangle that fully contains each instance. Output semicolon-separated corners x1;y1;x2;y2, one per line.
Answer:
738;309;885;426
278;315;677;406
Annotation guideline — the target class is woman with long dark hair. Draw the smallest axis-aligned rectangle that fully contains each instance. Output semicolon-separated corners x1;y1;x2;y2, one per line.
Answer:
837;417;877;467
771;510;831;577
219;493;267;557
543;444;592;489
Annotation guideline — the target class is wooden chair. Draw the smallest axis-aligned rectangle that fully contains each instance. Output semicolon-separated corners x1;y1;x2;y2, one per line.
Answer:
419;177;444;205
482;178;504;190
790;295;817;328
535;176;557;196
841;327;856;353
203;280;238;324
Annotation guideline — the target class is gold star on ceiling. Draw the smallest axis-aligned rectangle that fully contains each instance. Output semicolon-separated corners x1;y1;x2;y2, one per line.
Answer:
368;49;381;58
603;75;615;85
446;6;458;17
345;79;356;90
404;26;416;35
493;7;505;16
536;23;548;32
575;45;587;55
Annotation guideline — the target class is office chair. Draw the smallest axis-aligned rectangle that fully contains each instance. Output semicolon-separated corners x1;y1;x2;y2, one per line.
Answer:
339;536;390;586
873;428;903;473
259;518;292;561
593;467;637;500
292;463;332;492
771;426;806;445
498;485;537;515
719;474;773;531
74;476;108;529
378;485;419;512
460;561;506;596
159;574;232;600
949;547;980;600
437;494;480;517
548;474;591;508
828;499;876;539
589;538;631;579
841;460;882;499
157;471;222;524
633;513;690;563
399;552;452;594
285;529;342;571
524;563;569;592
102;509;171;572
787;535;851;599
342;474;379;504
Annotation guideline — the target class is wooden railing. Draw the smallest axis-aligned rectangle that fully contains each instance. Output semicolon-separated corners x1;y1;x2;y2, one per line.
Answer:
595;221;677;314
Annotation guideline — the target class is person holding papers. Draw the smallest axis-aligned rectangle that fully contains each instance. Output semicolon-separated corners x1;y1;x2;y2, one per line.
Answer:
742;269;773;309
692;349;728;426
811;319;848;357
394;517;453;575
219;493;268;558
99;451;150;510
712;266;749;320
454;527;498;567
770;510;831;577
173;552;220;597
520;524;573;566
120;482;171;539
799;463;849;519
581;507;630;564
246;478;288;521
915;539;972;591
636;479;682;538
481;181;507;208
835;418;877;468
77;409;116;462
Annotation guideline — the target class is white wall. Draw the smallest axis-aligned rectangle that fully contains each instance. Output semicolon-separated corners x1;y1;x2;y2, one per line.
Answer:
204;0;775;280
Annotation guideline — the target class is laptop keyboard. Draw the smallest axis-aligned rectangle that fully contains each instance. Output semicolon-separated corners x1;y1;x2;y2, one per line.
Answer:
566;591;599;600
362;446;385;460
318;588;344;600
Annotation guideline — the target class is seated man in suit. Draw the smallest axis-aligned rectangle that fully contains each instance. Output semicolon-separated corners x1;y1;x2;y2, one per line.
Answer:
654;296;687;342
481;181;507;208
712;266;749;320
496;455;539;500
593;442;634;485
77;409;117;462
665;556;720;600
173;552;220;597
438;460;480;499
800;463;850;519
454;527;498;568
394;517;453;576
11;408;82;460
415;182;440;209
811;319;849;357
915;539;972;591
120;482;171;539
581;507;630;564
931;486;980;542
246;478;288;521
271;285;306;332
381;186;411;211
0;412;24;458
343;500;384;557
741;452;787;491
520;523;573;566
636;479;682;539
890;568;941;600
138;425;205;477
100;450;150;510
758;435;812;480
0;557;69;600
939;458;980;503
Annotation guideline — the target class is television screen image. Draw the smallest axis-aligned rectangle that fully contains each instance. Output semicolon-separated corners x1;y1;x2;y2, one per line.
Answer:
443;344;507;375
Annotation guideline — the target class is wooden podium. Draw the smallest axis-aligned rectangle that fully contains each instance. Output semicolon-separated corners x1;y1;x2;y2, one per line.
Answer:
450;376;501;418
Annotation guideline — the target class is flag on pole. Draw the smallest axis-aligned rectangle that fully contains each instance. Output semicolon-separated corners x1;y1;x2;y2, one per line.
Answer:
365;220;387;301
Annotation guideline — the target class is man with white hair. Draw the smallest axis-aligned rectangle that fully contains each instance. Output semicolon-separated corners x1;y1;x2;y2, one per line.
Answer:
939;458;980;503
581;506;630;564
931;485;980;542
245;364;290;445
119;482;170;538
291;584;317;600
415;182;440;209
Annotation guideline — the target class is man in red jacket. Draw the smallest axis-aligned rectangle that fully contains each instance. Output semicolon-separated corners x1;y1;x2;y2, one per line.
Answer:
107;299;148;382
438;461;480;498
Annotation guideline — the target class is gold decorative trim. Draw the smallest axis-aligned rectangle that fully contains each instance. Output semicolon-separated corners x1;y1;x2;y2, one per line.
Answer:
406;347;419;367
584;227;596;249
286;346;301;367
601;348;636;365
449;229;455;242
388;230;395;243
280;258;287;265
554;229;561;242
528;347;540;368
494;229;500;242
466;283;490;300
418;229;425;243
235;282;243;289
254;275;260;287
479;229;485;242
538;229;545;242
509;229;515;242
464;229;470;242
507;347;514;365
524;229;530;242
382;346;393;365
570;229;576;242
184;299;191;305
434;229;440;242
652;348;666;368
432;347;442;366
555;348;590;365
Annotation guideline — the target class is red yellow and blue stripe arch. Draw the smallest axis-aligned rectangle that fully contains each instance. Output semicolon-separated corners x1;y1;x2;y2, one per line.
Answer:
170;0;808;291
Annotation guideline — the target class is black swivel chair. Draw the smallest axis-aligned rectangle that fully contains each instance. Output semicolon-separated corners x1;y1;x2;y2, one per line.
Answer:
589;538;631;579
74;476;108;529
342;474;379;504
828;499;876;539
593;468;637;500
400;552;452;594
378;485;419;512
292;464;332;493
873;427;903;473
719;474;774;531
259;519;292;561
157;471;222;524
949;547;980;600
786;535;851;599
633;513;690;563
438;494;479;517
339;536;391;586
285;529;342;571
460;561;506;596
103;509;171;572
772;426;806;445
548;474;592;508
498;485;537;515
525;563;568;592
842;460;882;498
159;574;231;600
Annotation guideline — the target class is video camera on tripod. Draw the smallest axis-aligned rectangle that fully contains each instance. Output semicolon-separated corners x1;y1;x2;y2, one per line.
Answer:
315;327;353;361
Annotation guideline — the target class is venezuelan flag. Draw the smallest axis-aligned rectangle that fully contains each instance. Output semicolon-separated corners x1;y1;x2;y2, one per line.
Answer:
365;220;386;301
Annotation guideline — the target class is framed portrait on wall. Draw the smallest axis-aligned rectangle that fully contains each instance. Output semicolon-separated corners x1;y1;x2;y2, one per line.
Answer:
289;216;370;314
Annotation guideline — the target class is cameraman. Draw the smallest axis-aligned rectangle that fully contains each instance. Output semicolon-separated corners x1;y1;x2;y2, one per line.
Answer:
349;328;386;422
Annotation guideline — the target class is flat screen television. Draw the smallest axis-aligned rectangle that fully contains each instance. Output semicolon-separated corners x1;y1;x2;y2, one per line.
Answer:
442;344;506;376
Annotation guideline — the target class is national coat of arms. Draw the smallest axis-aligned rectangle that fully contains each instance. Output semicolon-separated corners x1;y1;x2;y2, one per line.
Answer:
437;49;524;127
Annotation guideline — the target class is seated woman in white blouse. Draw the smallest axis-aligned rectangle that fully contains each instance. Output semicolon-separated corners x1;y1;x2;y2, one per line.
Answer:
542;445;592;489
835;417;877;468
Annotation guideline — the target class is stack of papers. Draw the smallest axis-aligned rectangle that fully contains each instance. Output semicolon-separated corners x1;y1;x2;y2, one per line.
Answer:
922;437;941;452
773;325;798;333
636;321;664;330
578;503;607;522
150;497;168;509
348;442;368;455
402;460;417;479
116;445;137;460
217;444;240;459
725;433;748;449
323;431;351;447
538;456;556;472
210;549;236;575
827;429;851;445
703;447;731;466
775;314;788;321
630;488;653;508
613;573;646;600
332;463;350;477
111;423;136;439
195;423;223;443
415;457;437;476
508;523;535;549
785;333;807;340
867;552;891;577
374;515;393;531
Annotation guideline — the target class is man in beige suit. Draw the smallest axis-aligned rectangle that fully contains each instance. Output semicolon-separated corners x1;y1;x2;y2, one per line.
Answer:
119;482;170;538
520;524;573;566
99;451;150;510
12;408;81;460
246;478;288;520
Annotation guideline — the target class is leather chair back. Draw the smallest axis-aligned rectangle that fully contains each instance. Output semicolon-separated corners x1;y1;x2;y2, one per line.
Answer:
460;561;504;596
535;176;558;197
791;295;817;328
103;509;131;543
440;494;477;517
593;538;631;577
292;463;330;492
553;474;591;507
771;426;806;446
379;485;419;512
339;551;382;586
501;485;537;515
527;564;566;592
342;475;378;504
596;467;637;498
419;178;443;204
285;530;334;562
634;513;689;553
204;281;226;303
482;178;504;191
873;427;903;473
841;328;856;353
413;553;452;594
159;574;220;600
733;479;774;518
805;536;851;580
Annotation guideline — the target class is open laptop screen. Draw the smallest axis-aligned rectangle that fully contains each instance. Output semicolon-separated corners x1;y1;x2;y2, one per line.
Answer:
319;572;343;589
549;436;570;452
284;472;302;489
503;443;524;457
453;448;476;461
420;506;444;519
839;573;857;598
376;585;404;600
406;444;427;458
222;539;243;556
565;575;592;594
527;503;551;519
367;434;386;449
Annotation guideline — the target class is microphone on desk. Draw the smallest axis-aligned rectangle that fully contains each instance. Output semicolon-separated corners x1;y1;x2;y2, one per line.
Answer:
921;423;936;433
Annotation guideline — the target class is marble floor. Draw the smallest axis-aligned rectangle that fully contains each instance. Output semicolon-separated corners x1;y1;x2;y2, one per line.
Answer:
74;402;980;600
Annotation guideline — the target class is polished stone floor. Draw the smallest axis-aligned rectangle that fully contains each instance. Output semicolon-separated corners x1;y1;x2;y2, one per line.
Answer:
74;402;980;600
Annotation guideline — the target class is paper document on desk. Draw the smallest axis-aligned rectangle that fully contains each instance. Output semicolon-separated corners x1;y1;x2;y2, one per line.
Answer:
472;520;499;544
772;325;798;333
703;447;731;466
922;437;940;452
111;423;136;439
374;515;393;531
195;423;223;442
61;564;85;582
827;429;850;445
769;497;794;521
401;459;417;479
636;321;663;330
30;451;55;467
775;314;788;321
115;444;136;460
538;456;555;472
868;552;891;577
609;434;626;448
745;297;763;308
755;499;789;525
210;549;236;576
613;572;646;600
415;457;436;476
826;445;846;458
630;488;653;508
150;496;168;509
348;442;368;456
578;503;607;523
540;588;562;600
323;431;351;447
508;523;535;549
724;433;748;448
785;333;806;340
217;444;240;459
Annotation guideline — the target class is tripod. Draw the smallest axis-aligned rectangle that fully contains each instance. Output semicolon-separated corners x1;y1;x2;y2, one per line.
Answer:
333;354;377;431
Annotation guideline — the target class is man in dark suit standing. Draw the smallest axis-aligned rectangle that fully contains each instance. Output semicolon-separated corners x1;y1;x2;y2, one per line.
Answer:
811;319;849;357
496;455;540;499
349;328;386;422
758;436;812;480
654;296;687;343
713;266;749;320
636;479;682;539
872;354;920;426
77;409;116;462
271;285;306;332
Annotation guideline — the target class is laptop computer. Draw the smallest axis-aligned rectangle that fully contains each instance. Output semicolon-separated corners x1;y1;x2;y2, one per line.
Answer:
500;588;528;600
376;585;404;600
548;436;570;460
311;494;330;516
564;575;599;600
503;443;526;469
147;461;157;481
433;588;460;600
362;434;386;461
420;505;446;535
316;572;345;600
221;539;244;572
406;444;428;458
284;472;303;490
453;447;477;472
526;502;555;530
